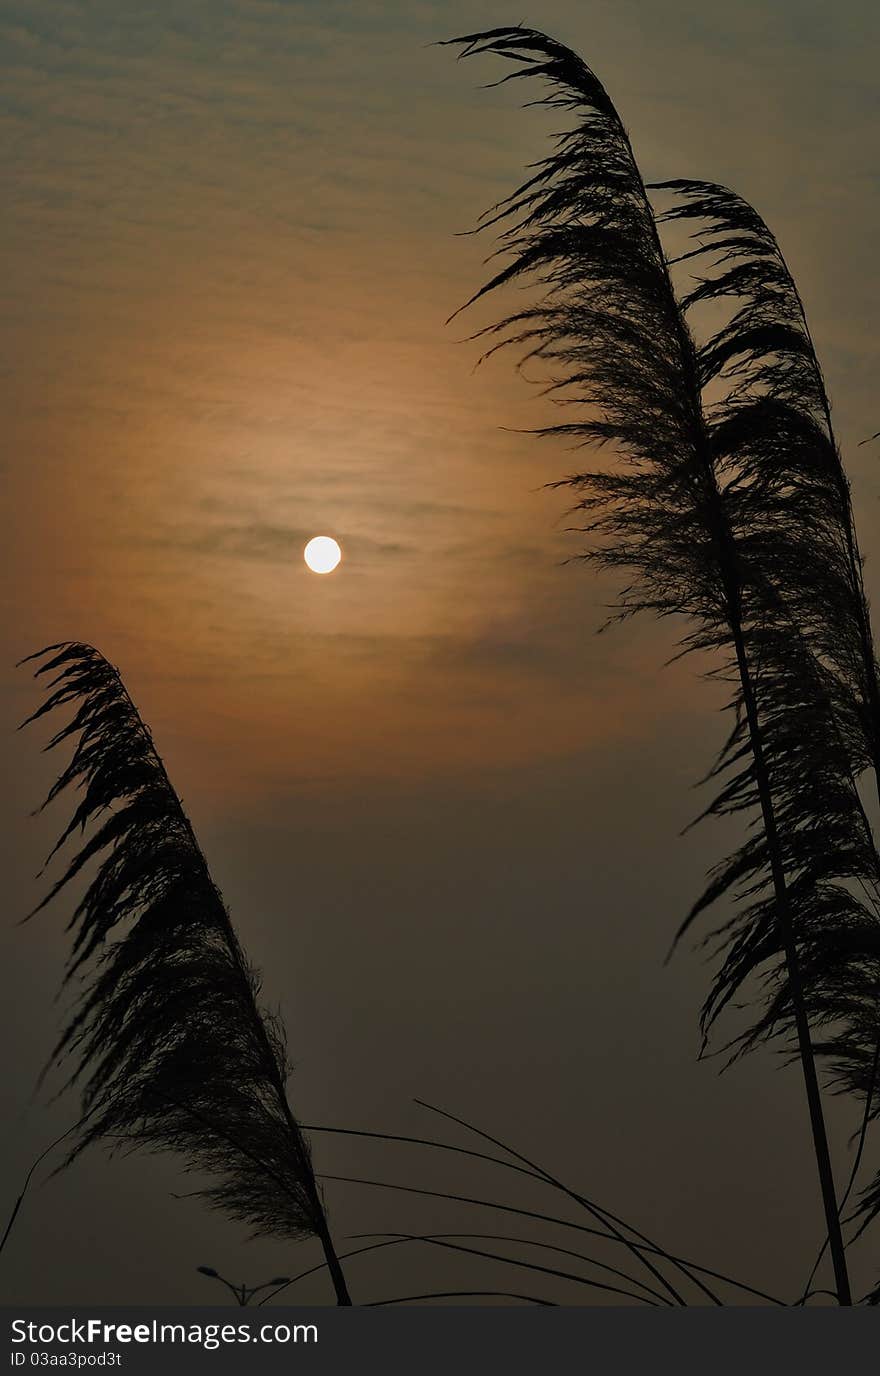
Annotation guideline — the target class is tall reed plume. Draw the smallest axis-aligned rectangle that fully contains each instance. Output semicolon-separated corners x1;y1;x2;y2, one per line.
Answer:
20;642;352;1305
445;24;880;1303
653;178;880;1248
654;177;880;789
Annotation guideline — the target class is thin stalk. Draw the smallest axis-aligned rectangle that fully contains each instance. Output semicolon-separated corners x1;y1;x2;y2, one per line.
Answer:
413;1099;719;1304
254;1238;607;1309
310;1208;352;1306
301;1121;543;1184
798;1033;880;1304
347;1232;657;1304
391;1110;684;1303
352;1232;671;1304
368;1291;556;1306
258;1238;430;1306
305;1115;690;1296
0;1120;84;1259
321;1173;785;1304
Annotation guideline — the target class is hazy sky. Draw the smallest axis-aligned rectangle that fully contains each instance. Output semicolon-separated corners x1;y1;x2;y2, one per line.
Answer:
2;0;879;1305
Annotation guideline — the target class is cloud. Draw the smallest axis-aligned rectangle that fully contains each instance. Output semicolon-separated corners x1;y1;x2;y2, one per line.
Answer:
144;519;413;563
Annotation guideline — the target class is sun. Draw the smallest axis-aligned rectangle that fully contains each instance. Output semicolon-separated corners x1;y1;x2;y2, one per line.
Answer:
303;535;342;575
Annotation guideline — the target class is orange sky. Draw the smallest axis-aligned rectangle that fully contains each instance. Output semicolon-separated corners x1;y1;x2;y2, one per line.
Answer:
3;0;878;801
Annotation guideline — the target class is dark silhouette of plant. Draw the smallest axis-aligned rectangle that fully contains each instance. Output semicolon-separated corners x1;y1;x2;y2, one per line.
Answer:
654;178;880;806
444;24;880;1304
653;179;880;1270
0;1120;85;1261
19;642;352;1305
303;1101;788;1304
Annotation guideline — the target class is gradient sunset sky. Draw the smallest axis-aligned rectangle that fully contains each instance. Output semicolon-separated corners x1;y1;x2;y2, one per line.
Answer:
2;0;879;1304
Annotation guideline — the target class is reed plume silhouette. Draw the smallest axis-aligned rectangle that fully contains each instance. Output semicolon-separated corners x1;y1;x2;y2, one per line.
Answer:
655;178;880;788
445;24;880;1304
654;179;880;1240
19;642;352;1305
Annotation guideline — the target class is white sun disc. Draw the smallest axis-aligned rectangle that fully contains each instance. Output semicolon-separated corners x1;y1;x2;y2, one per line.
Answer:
304;535;342;574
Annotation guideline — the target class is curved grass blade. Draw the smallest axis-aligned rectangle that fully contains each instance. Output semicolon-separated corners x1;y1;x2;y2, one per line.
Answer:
321;1172;784;1304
